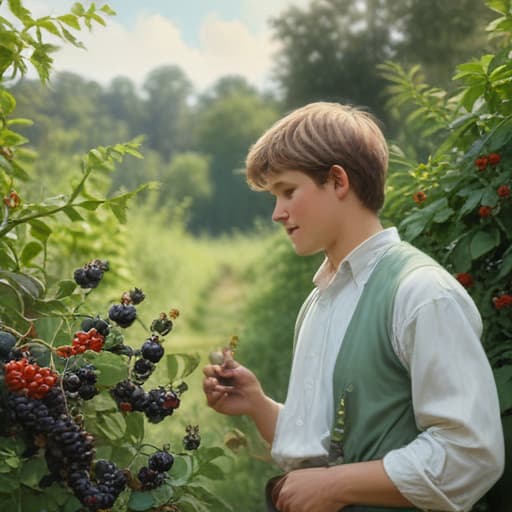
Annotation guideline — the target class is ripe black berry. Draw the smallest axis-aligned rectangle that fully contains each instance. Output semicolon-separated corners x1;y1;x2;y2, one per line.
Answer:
129;288;145;305
133;358;154;383
141;336;164;363
108;304;137;328
81;316;110;337
150;314;173;336
73;259;109;289
148;450;174;472
183;425;201;450
0;331;16;360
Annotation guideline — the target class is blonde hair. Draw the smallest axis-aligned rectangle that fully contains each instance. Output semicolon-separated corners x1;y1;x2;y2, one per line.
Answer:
246;102;389;212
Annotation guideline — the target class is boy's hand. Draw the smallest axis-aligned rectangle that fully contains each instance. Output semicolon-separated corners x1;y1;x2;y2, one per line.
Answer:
202;361;264;417
274;467;347;512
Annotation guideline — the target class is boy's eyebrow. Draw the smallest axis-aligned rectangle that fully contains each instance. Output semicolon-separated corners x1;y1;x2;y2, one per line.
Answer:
266;180;293;193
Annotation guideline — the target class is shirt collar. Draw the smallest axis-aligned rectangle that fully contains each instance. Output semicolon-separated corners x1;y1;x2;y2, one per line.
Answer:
313;227;401;290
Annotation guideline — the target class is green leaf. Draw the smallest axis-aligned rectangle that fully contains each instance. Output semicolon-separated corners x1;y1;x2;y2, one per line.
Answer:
459;189;484;217
493;365;512;413
0;472;19;492
196;446;225;464
19;457;47;489
20;241;43;265
166;352;200;382
57;14;81;30
99;4;117;16
29;219;52;243
88;391;117;412
481;187;499;207
7;0;31;21
432;207;454;223
54;279;77;299
169;454;194;486
0;89;16;115
197;461;224;480
62;206;84;221
0;271;44;299
450;235;472;272
96;411;126;441
0;128;28;146
124;409;145;444
470;229;500;260
150;482;174;507
128;491;154;511
496;250;512;280
83;350;129;386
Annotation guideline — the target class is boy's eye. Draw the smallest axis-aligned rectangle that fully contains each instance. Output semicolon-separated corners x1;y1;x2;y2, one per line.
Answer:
284;188;295;198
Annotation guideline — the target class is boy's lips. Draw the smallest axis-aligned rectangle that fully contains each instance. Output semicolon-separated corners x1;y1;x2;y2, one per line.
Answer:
286;226;299;236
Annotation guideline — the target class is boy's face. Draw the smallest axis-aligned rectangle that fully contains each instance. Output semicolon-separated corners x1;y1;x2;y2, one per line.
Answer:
266;170;343;257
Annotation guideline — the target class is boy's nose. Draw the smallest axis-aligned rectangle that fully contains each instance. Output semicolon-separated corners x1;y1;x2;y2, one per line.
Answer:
272;202;288;223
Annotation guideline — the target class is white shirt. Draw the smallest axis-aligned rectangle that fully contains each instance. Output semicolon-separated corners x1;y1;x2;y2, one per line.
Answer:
271;228;504;511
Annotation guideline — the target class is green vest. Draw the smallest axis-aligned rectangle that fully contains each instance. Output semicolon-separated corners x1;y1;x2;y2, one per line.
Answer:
328;242;440;512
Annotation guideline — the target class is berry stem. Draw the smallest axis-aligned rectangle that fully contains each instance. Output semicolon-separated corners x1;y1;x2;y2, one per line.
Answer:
0;203;9;231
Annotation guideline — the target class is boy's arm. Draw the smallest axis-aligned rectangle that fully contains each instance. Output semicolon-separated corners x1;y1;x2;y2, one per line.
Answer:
275;460;412;512
203;363;282;444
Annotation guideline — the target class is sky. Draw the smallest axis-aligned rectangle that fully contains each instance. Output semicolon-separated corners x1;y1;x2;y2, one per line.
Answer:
12;0;312;94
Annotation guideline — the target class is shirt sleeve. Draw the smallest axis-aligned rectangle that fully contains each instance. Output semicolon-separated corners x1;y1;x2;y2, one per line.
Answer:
383;269;505;511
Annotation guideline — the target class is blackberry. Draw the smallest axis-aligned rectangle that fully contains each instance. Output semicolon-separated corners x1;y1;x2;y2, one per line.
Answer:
0;331;16;360
63;365;98;401
183;424;201;450
148;450;174;472
111;379;149;412
133;358;154;383
63;373;81;393
151;313;173;336
129;287;145;305
141;336;164;363
81;316;110;337
137;466;166;490
143;388;180;424
108;304;137;328
73;259;109;289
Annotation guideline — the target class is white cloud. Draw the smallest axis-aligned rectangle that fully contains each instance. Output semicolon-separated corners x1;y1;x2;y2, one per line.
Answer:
39;10;279;94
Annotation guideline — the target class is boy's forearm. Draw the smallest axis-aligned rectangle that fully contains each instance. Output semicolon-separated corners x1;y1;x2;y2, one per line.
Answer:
329;460;413;508
248;395;282;445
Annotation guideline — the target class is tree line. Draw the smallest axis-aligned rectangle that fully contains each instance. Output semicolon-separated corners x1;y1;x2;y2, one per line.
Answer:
8;0;494;234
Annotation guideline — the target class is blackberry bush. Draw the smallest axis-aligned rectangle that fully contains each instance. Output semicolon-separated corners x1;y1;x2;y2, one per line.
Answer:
0;2;230;510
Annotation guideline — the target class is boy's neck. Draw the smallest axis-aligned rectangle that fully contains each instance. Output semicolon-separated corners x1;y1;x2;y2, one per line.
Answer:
325;212;383;272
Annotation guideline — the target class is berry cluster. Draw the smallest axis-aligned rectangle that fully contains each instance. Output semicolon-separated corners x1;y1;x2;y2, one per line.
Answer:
137;449;174;490
63;364;98;400
73;259;109;289
6;381;127;511
110;379;181;423
4;358;58;399
56;328;105;358
183;424;201;450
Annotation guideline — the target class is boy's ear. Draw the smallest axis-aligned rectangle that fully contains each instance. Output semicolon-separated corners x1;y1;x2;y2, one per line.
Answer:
329;165;350;198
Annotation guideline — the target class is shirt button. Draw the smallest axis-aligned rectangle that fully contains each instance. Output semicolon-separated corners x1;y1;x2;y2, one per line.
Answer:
296;419;304;427
305;379;313;390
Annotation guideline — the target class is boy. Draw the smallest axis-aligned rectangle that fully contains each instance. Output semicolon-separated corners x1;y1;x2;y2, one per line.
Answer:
202;102;504;511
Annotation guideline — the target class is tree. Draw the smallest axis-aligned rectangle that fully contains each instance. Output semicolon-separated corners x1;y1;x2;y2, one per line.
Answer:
192;86;278;233
270;0;494;131
141;65;193;161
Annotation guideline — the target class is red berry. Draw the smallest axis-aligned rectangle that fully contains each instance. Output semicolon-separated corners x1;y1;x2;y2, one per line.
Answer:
497;185;510;198
488;153;501;166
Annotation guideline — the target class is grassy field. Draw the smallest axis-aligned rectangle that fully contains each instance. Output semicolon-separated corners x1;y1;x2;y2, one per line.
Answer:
121;212;279;508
